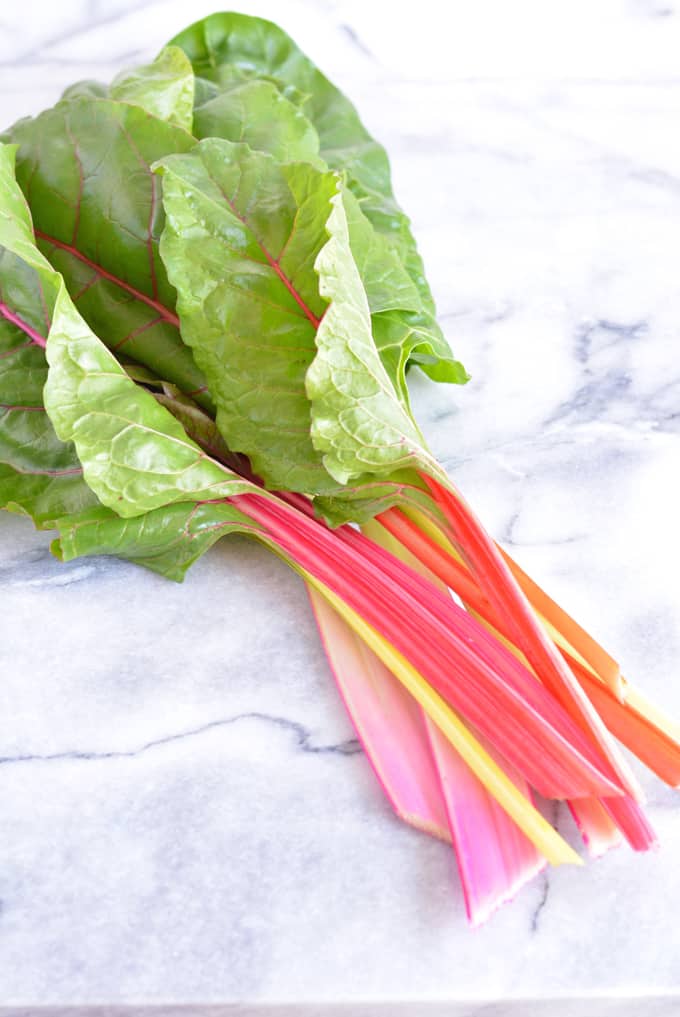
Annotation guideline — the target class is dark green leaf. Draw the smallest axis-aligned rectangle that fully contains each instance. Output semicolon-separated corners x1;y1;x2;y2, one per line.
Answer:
4;97;211;406
0;144;97;526
152;384;236;468
0;320;96;526
0;142;266;581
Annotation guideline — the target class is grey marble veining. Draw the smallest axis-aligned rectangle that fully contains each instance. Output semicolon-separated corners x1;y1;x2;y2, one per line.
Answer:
2;0;680;1012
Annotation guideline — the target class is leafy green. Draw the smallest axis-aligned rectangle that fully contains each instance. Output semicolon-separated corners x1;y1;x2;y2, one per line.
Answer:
307;189;444;486
194;79;323;167
168;12;466;385
156;138;339;493
193;66;464;414
0;144;98;525
168;13;411;255
2;16;465;536
6;18;465;452
340;189;468;405
110;46;195;132
155;139;448;506
0;318;94;526
340;189;422;317
53;499;261;582
0;137;252;520
0;139;265;582
4;97;209;405
44;299;254;517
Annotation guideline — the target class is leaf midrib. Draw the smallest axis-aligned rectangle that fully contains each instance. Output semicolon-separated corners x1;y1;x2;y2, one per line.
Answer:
0;301;46;347
35;231;180;328
203;162;323;329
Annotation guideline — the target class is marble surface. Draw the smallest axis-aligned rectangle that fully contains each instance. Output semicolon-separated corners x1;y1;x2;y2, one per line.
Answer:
2;0;680;1012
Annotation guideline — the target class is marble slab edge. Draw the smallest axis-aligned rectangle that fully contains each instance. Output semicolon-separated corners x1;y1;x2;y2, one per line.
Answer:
0;998;677;1017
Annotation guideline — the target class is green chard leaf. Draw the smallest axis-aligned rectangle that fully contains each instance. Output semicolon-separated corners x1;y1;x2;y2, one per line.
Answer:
60;80;109;102
0;135;251;519
0;320;93;527
43;306;255;518
2;23;463;536
4;97;211;407
41;309;271;576
0;139;261;584
169;12;466;385
15;33;463;428
307;189;445;486
155;138;340;494
0;143;98;526
110;46;195;132
52;499;261;582
168;13;406;246
61;51;317;165
193;79;323;167
340;188;468;405
155;139;445;524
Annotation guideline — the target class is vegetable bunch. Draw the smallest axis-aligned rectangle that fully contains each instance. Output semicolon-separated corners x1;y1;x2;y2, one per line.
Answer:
1;12;679;926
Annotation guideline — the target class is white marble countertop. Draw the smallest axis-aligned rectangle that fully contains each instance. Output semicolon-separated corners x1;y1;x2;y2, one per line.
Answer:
2;0;680;1013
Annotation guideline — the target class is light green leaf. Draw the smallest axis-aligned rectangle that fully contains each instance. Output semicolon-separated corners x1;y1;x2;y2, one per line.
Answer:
372;310;469;410
53;499;263;582
43;305;254;518
342;188;468;403
168;13;402;247
307;190;445;485
194;63;310;109
342;187;422;316
110;46;195;132
194;79;322;166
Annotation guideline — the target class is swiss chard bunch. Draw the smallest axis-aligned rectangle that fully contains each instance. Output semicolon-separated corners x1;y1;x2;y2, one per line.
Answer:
2;12;679;926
